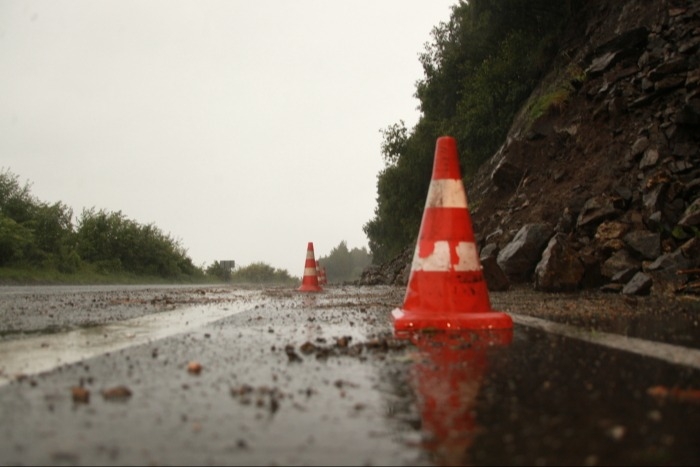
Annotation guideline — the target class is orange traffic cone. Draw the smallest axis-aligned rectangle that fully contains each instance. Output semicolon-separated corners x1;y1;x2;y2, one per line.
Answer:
315;260;323;285
392;136;513;334
298;242;323;292
321;267;328;285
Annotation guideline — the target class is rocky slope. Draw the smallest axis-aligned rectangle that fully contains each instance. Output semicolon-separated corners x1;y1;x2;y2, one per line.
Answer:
360;0;699;303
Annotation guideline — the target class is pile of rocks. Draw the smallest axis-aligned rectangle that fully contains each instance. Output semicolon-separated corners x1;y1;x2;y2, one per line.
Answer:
483;1;700;297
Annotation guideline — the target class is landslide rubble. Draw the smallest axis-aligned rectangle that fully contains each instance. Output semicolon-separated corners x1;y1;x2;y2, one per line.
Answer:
361;0;700;305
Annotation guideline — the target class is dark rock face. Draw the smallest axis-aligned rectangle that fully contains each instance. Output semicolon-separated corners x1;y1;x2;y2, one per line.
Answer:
534;234;586;292
496;223;554;282
360;0;700;298
480;255;511;292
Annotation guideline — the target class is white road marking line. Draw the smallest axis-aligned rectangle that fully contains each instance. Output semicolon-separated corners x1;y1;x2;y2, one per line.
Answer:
511;313;700;370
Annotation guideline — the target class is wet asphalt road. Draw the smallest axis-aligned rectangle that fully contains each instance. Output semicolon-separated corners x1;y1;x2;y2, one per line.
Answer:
0;284;699;466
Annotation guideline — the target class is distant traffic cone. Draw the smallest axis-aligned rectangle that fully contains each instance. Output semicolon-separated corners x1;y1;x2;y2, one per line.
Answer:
392;136;513;334
315;261;327;286
315;260;323;285
298;242;323;292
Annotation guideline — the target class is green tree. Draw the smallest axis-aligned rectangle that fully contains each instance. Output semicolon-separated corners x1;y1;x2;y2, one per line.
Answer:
364;0;579;264
206;261;232;282
317;240;372;283
364;120;437;264
0;168;75;268
0;167;204;280
0;213;34;266
348;245;373;279
75;208;199;278
28;201;76;269
0;167;38;224
230;262;296;284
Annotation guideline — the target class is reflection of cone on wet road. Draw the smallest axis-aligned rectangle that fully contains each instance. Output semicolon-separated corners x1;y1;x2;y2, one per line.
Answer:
298;242;323;292
392;136;513;334
410;331;511;466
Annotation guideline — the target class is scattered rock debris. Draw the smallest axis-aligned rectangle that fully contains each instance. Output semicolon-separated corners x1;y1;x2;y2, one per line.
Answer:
284;345;303;363
230;384;285;415
280;333;411;363
101;385;132;401
187;361;203;375
71;386;90;404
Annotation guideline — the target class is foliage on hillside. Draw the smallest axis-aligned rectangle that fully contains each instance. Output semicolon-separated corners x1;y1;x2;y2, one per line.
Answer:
0;168;351;285
207;261;297;285
316;240;372;283
0;167;205;282
363;0;581;264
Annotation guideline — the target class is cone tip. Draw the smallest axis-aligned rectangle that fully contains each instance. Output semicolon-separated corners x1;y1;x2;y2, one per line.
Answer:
432;136;462;180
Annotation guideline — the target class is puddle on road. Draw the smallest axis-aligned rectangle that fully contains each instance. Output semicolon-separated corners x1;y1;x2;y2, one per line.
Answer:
0;293;268;386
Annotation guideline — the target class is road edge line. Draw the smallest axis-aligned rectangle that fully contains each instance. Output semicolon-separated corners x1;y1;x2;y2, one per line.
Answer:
511;312;700;371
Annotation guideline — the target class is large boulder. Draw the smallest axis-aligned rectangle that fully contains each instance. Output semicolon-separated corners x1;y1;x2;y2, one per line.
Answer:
497;223;554;282
534;234;586;292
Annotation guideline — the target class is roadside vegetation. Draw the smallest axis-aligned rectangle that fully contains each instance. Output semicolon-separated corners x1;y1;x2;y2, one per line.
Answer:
316;241;372;284
205;241;372;285
0;167;370;286
0;167;212;285
364;0;581;264
206;261;297;285
1;168;330;286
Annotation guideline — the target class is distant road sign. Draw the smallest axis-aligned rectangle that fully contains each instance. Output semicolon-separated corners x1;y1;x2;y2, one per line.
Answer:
220;260;235;270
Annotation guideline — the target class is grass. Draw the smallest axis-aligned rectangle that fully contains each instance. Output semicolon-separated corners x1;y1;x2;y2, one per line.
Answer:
530;88;571;120
522;62;586;128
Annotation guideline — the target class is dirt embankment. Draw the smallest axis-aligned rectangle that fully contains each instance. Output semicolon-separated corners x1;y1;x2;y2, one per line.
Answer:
361;0;700;317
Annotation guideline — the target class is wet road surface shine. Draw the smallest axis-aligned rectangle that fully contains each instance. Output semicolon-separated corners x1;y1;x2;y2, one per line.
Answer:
0;290;268;386
0;285;698;465
511;313;700;371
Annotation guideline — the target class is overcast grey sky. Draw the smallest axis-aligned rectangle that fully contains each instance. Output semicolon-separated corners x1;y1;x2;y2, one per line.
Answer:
0;0;455;277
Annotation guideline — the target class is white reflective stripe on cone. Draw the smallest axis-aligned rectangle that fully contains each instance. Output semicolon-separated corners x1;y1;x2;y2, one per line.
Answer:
411;241;481;272
304;267;318;275
425;179;468;208
455;242;481;271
